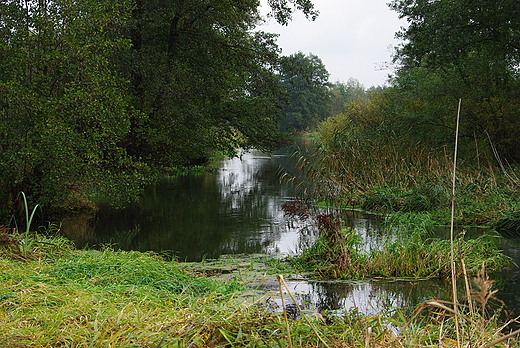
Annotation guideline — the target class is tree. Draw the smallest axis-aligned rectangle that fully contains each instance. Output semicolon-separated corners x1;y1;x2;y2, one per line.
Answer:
265;0;319;25
390;0;520;161
0;0;319;219
390;0;520;69
278;52;331;132
329;78;367;117
119;0;293;167
0;0;146;217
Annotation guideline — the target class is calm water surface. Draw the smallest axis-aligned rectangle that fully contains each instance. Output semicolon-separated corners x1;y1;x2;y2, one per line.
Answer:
62;147;520;316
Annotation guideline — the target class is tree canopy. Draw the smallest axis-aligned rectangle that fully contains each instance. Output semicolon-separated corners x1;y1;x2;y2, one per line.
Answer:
278;52;331;132
389;0;520;161
0;0;318;220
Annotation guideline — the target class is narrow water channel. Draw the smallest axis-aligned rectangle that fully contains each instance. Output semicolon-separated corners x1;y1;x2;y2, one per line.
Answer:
61;146;520;317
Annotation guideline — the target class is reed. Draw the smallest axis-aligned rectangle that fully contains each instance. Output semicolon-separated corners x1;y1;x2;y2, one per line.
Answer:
299;112;520;226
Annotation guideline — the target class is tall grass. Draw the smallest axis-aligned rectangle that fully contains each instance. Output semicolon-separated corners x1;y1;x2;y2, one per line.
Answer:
289;225;510;280
297;119;520;226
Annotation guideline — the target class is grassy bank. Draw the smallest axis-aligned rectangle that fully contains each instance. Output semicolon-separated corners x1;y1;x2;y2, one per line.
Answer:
300;111;520;229
0;233;519;347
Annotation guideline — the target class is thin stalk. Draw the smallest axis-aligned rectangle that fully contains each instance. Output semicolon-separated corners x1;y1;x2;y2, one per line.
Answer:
277;275;293;348
450;99;462;346
279;275;330;348
461;259;474;317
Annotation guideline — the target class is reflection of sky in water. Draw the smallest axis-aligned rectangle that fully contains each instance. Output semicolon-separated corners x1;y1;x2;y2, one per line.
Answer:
62;147;520;317
215;150;395;256
216;150;305;255
261;278;454;317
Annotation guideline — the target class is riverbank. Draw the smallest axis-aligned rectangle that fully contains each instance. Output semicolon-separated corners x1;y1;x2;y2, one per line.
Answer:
1;235;519;347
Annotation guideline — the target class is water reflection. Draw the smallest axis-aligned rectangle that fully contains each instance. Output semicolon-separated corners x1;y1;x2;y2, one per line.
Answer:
63;149;307;261
60;146;520;317
263;277;457;318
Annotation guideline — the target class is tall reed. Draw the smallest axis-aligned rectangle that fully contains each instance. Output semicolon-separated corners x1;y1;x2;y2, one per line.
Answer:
297;110;519;225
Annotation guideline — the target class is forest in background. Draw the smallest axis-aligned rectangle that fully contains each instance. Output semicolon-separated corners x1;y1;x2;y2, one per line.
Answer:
1;0;519;225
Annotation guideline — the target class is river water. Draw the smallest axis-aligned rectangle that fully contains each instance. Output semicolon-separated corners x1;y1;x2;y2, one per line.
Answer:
61;146;520;317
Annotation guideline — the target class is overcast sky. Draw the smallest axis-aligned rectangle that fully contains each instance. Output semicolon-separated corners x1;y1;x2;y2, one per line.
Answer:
259;0;408;88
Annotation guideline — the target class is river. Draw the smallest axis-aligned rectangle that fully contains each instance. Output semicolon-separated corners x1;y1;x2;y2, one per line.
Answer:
61;146;520;317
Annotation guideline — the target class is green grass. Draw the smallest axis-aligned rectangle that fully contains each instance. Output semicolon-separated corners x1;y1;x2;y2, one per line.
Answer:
287;214;512;280
1;235;519;347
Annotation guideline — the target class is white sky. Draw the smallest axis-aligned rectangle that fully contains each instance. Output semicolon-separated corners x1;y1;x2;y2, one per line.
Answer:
259;0;408;88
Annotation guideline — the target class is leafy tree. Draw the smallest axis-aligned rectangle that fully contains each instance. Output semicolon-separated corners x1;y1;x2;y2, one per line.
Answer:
391;0;520;69
390;0;520;161
0;0;319;219
329;78;367;117
0;0;147;217
278;52;331;132
265;0;319;25
120;0;292;167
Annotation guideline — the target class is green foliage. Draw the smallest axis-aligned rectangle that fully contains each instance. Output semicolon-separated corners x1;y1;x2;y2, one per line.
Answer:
390;0;520;161
328;78;367;116
290;216;511;280
305;83;520;225
0;0;319;219
265;0;319;25
0;0;151;216
119;0;291;168
278;52;331;132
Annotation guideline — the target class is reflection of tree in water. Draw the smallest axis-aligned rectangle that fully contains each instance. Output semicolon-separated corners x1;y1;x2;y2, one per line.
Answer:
272;279;455;317
66;149;302;261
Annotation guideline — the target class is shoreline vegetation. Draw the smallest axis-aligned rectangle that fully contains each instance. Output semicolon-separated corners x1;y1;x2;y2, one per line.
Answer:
2;129;520;345
1;0;519;344
1;226;519;347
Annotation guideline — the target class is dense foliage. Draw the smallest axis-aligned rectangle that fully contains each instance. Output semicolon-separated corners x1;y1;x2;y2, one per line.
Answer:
0;0;318;220
306;0;520;225
389;0;520;161
0;0;140;218
277;52;331;132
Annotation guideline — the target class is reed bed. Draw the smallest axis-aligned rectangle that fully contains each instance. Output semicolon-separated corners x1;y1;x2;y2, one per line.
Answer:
287;221;511;280
297;119;520;226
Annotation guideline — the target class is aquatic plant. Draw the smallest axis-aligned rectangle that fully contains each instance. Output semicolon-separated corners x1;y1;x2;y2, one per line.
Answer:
283;200;511;279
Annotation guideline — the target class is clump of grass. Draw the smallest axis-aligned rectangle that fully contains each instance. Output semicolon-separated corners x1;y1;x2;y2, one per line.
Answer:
366;233;510;278
0;248;243;347
397;264;520;347
0;227;74;261
284;201;511;280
